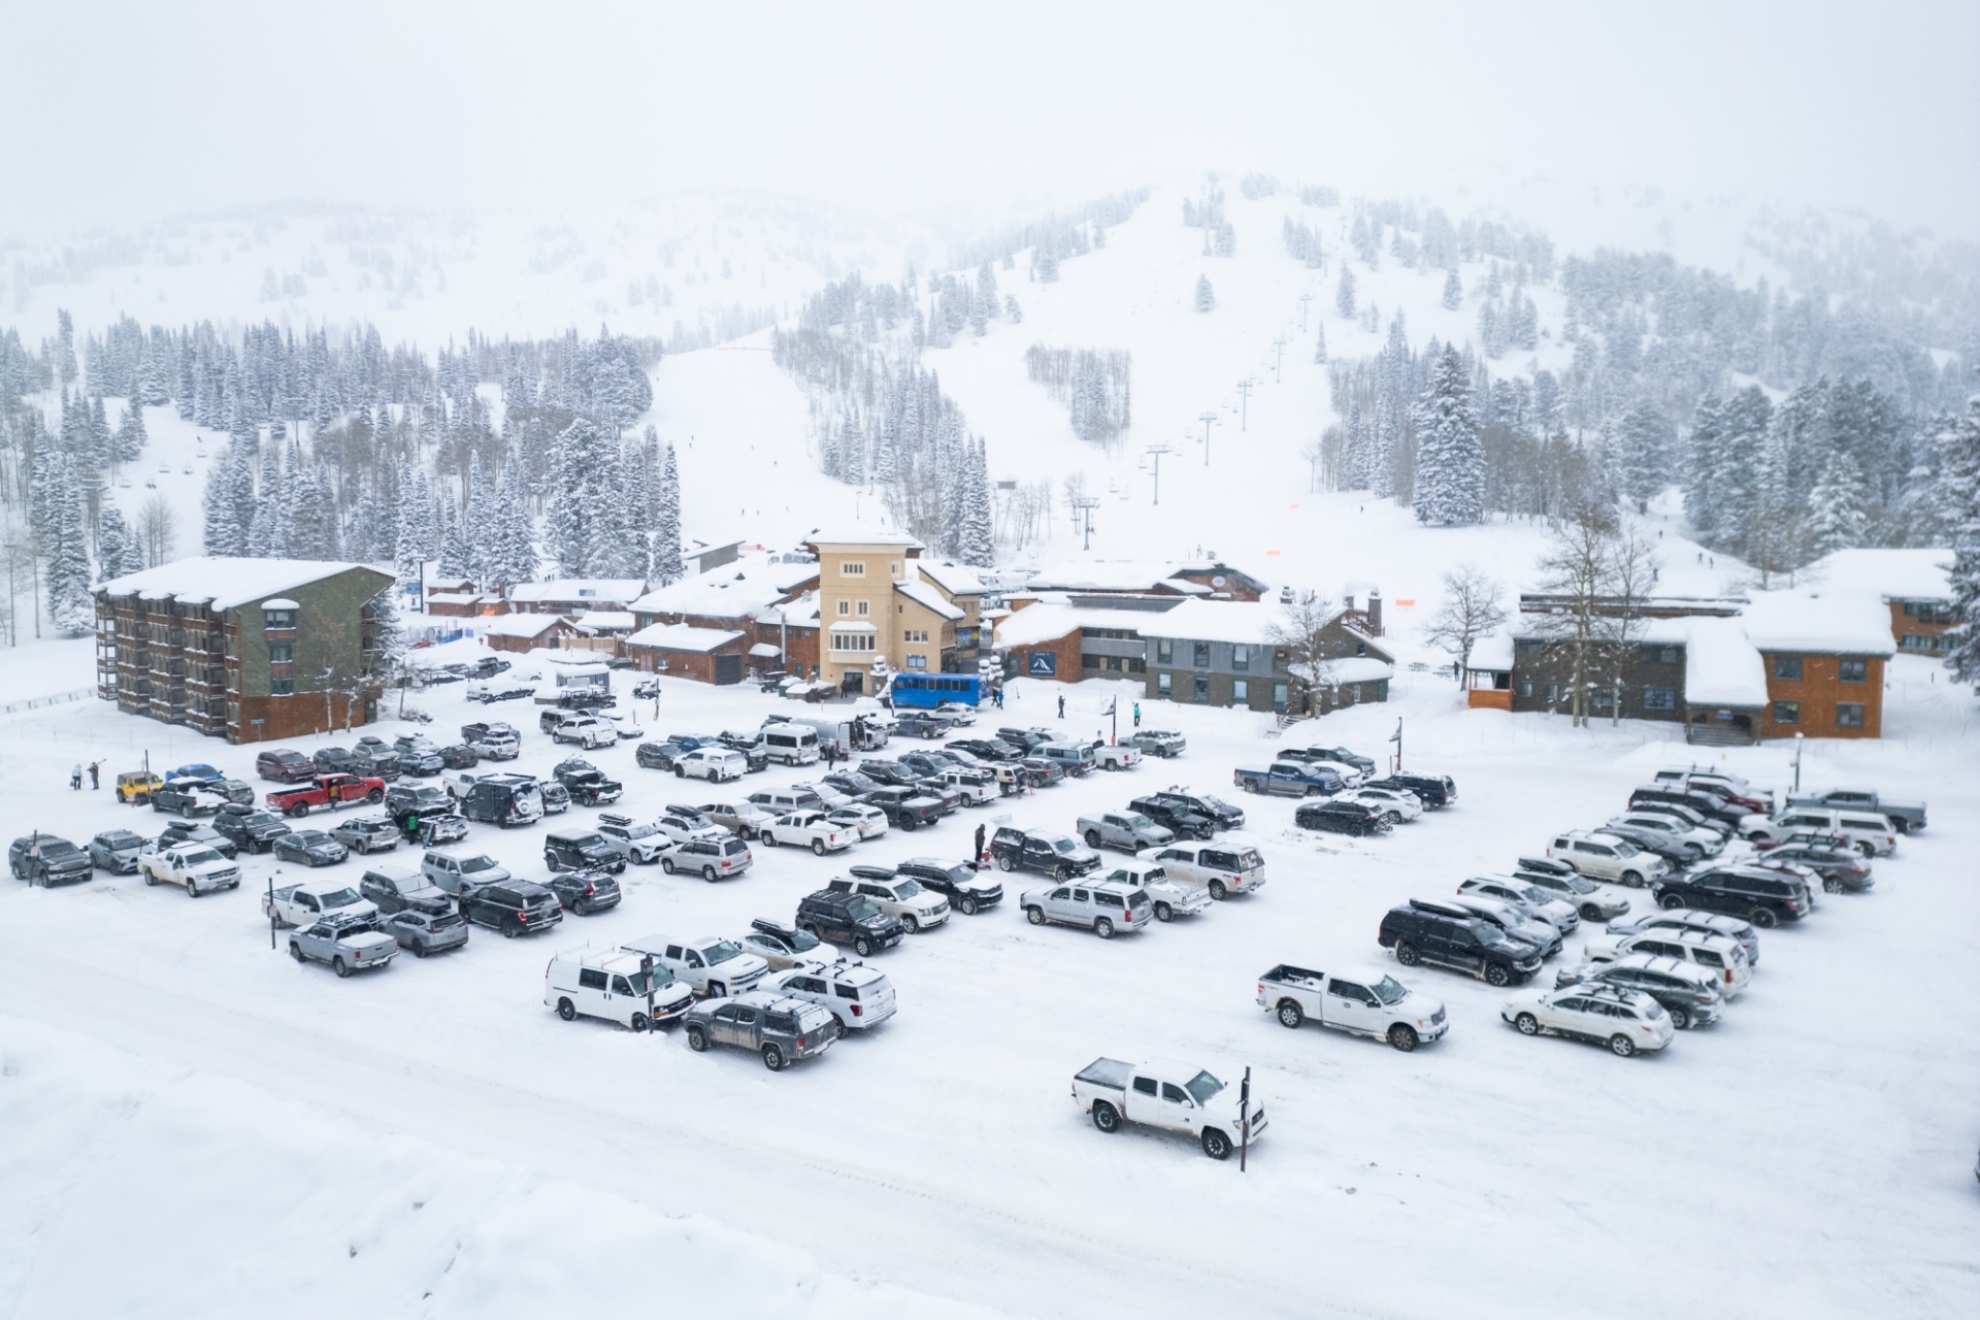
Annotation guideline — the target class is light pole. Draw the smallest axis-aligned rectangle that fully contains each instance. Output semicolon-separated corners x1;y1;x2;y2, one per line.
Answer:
1235;380;1253;432
1198;411;1217;466
1145;444;1170;505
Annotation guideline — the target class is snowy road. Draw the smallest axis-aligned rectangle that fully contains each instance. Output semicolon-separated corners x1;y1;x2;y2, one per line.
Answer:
3;666;1977;1318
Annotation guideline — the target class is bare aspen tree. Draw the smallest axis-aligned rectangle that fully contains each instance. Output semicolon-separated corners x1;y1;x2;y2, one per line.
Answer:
1268;590;1341;716
1421;564;1509;679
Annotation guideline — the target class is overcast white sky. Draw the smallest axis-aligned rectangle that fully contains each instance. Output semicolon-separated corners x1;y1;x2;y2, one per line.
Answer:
2;0;1975;240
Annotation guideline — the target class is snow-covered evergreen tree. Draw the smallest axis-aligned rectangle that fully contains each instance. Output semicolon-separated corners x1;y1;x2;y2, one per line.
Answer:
650;442;685;586
1194;275;1215;313
1941;394;1980;687
394;470;427;583
95;505;135;581
1806;449;1869;555
46;457;95;634
1413;346;1484;526
247;443;284;557
958;440;995;567
202;446;248;555
1615;397;1670;512
1335;265;1356;319
436;492;468;578
1441;269;1463;311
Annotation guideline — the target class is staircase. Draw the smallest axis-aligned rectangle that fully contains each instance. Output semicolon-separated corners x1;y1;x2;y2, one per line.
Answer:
1686;723;1756;748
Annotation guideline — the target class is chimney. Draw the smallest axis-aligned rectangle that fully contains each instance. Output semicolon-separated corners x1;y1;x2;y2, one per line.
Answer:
1366;593;1383;636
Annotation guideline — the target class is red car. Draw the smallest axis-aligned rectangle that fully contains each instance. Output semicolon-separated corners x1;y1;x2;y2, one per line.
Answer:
266;772;387;818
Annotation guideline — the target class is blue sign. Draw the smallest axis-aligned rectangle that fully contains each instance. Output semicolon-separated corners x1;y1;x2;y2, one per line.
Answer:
1028;652;1057;677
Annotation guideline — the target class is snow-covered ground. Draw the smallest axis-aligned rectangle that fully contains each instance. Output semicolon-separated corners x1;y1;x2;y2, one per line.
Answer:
3;648;1976;1319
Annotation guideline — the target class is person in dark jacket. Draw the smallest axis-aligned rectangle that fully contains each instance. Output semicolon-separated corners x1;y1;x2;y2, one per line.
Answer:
974;822;987;869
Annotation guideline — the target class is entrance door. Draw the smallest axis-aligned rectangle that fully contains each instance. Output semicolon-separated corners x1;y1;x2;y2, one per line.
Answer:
841;670;864;695
713;654;743;686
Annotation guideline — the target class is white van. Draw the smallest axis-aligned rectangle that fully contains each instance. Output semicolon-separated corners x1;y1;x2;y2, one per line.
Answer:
767;714;888;756
1747;807;1897;857
544;948;695;1030
760;725;820;766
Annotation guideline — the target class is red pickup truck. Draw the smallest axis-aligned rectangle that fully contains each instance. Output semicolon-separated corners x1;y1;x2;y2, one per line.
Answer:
266;772;387;818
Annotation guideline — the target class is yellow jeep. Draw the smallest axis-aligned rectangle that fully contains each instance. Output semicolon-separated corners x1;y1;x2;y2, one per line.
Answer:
116;771;163;804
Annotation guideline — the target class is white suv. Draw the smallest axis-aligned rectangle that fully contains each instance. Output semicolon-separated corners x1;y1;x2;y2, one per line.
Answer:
1748;807;1897;857
834;868;951;932
1582;928;1752;996
767;961;898;1035
1546;830;1668;889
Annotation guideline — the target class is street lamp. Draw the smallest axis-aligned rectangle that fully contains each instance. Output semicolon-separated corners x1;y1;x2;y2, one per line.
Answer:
1145;444;1170;505
1198;411;1218;466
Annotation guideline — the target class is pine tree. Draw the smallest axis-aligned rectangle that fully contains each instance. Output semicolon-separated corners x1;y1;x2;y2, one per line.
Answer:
1335;265;1356;319
1941;394;1980;687
1194;275;1215;313
1413;346;1484;526
202;446;247;555
651;442;685;585
437;492;468;577
1312;322;1327;365
1615;397;1670;512
46;457;95;634
247;443;283;557
486;460;538;592
1806;449;1869;556
95;505;135;580
959;440;996;567
114;396;147;462
1441;269;1462;311
394;470;427;583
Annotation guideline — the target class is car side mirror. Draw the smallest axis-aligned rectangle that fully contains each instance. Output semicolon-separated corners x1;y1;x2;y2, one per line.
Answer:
1364;999;1381;1009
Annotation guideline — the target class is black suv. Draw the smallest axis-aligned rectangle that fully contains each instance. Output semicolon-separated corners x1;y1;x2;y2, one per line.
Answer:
796;888;905;957
544;828;627;874
359;866;455;918
1378;899;1544;986
553;758;623;807
462;880;563;937
1652;866;1810;928
821;770;883;797
9;834;94;886
997;727;1053;752
857;759;919;788
949;737;1022;762
894;857;1003;915
635;740;681;772
990;827;1101;878
543;866;622;916
1365;773;1457;809
313;746;359;774
213;806;294;853
1294;799;1389;836
862;786;944;831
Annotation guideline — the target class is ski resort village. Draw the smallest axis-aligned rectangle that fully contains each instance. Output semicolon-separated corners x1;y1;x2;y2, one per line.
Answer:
2;9;1977;1319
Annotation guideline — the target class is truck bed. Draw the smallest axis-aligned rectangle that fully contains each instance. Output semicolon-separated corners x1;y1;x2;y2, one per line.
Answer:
1075;1057;1134;1091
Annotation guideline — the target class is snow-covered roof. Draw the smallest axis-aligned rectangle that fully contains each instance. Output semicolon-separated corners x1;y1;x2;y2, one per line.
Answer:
574;610;636;631
1467;629;1515;672
628;556;817;620
96;557;386;611
826;620;878;634
915;560;986;597
994;600;1168;649
427;592;485;607
804;524;923;549
1135;598;1295;644
1800;548;1953;602
1025;561;1214;594
261;598;300;611
748;642;782;658
507;578;648;604
759;589;820;627
476;614;572;638
426;577;472;592
895;580;965;621
1740;592;1895;657
1323;657;1396;685
624;622;745;653
1684;616;1769;708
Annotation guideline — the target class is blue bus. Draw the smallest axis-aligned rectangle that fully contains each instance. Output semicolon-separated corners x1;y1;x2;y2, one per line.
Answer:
887;673;984;709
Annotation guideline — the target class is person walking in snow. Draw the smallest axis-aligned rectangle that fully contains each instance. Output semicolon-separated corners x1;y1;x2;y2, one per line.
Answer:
1056;693;1065;719
70;764;82;791
974;822;987;870
88;761;100;789
1132;702;1141;728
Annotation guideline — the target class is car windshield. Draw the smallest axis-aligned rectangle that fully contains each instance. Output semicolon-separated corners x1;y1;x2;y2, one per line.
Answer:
787;929;821;952
702;940;743;965
1183;1070;1225;1105
318;887;360;906
1564;875;1598;893
1372;976;1408;1005
1052;838;1080;853
889;879;923;898
100;833;143;849
568;834;608;849
42;840;82;857
1200;796;1238;814
1473;922;1505;946
1610;840;1640;857
1518;885;1553;905
460;856;500;873
242;814;281;828
179;848;221;866
848;897;883;922
1124;814;1156;830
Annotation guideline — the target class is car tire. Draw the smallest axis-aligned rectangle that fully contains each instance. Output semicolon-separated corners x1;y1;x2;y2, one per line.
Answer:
1580;903;1604;921
853;936;874;957
366;789;384;804
555;997;577;1021
996;855;1012;871
900;914;918;933
1660;893;1686;910
1026;906;1044;926
143;869;155;886
812;839;826;856
333;957;349;978
1608;1033;1637;1058
661;858;676;874
1276;1000;1304;1029
762;1044;785;1071
1200;1128;1232;1161
685;1025;709;1052
503;924;519;938
1092;1100;1122;1133
1154;902;1173;922
1750;907;1779;929
184;880;197;898
959;896;978;916
674;766;685;778
1091;916;1117;940
1394;941;1422;967
1514;1012;1540;1035
290;942;304;961
900;818;917;833
289;803;309;818
1389;1024;1419;1052
1084;830;1102;848
1857;841;1876;859
1621;870;1644;888
1208;880;1228;901
1668;1005;1691;1030
630;1013;651;1033
1823;877;1843;894
1484;962;1511;988
761;833;778;848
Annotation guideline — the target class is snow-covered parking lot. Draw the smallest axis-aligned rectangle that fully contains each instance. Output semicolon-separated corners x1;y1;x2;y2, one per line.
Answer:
3;663;1976;1319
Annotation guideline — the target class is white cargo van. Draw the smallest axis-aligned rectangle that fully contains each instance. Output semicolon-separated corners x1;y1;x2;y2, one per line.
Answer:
760;724;820;766
544;948;694;1030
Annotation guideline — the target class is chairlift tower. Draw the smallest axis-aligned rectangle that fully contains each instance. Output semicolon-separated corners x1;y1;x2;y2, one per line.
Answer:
1145;444;1171;506
1235;380;1253;432
1073;496;1102;550
1198;412;1218;467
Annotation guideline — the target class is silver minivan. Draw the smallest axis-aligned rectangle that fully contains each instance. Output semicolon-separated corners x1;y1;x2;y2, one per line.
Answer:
760;725;820;766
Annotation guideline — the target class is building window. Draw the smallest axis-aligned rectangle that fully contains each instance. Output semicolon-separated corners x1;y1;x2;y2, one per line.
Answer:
1838;659;1867;683
1642;644;1679;665
1519;680;1533;698
1231;644;1250;672
840;561;866;577
1082;654;1101;670
1193;674;1210;703
1772;700;1800;725
1835;702;1865;728
1156;639;1173;664
857;600;869;616
1272;682;1287;711
1192;641;1211;669
830;633;875;652
1900;634;1932;651
1773;656;1803;681
1643;687;1676;711
1157;672;1172;697
1545;683;1559;703
837;600;849;616
1128;658;1145;674
905;629;928;643
1232;678;1249;703
905;654;927;670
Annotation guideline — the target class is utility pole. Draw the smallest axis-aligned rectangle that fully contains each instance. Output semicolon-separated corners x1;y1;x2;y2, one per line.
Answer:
1073;496;1101;550
1198;412;1218;467
1144;444;1170;506
1235;380;1253;432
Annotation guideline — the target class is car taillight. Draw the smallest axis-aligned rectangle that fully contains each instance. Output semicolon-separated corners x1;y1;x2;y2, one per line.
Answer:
1723;969;1733;983
518;911;528;923
795;1036;806;1048
851;1003;863;1017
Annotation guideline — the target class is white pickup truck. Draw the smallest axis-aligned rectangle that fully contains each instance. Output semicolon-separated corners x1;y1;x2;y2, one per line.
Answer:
1071;1057;1265;1161
138;844;242;897
263;881;379;928
1255;963;1448;1051
1089;740;1142;771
